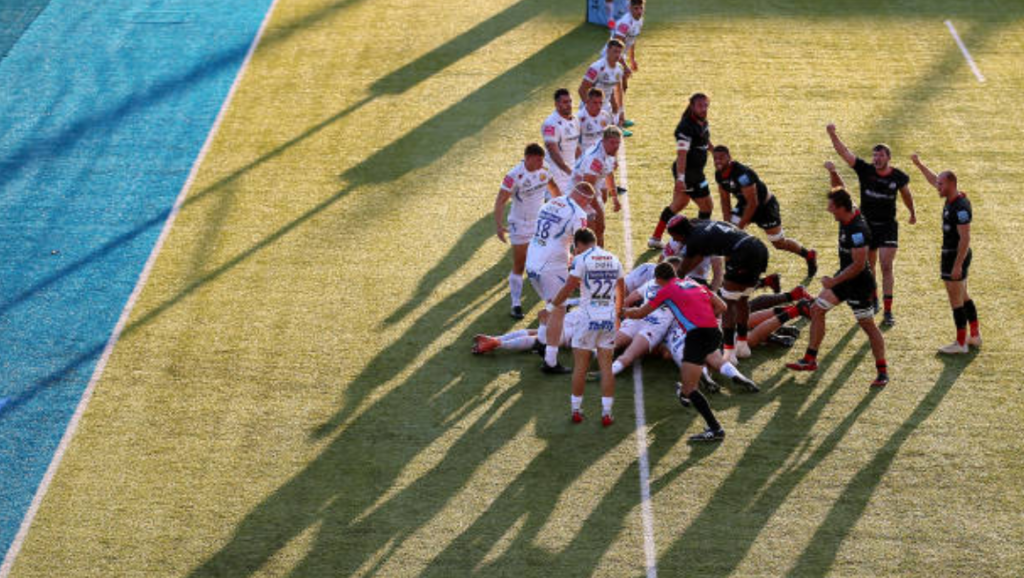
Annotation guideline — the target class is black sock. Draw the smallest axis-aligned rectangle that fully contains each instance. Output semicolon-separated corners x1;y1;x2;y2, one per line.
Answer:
660;206;676;223
799;247;809;258
723;327;736;347
687;390;721;431
737;324;748;339
963;299;978;323
805;347;818;361
697;210;712;220
952;306;967;330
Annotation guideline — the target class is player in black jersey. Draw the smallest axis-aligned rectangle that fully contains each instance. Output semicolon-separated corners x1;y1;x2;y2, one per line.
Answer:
827;124;917;327
787;165;888;388
911;154;980;354
649;93;714;250
712;145;818;277
666;216;769;362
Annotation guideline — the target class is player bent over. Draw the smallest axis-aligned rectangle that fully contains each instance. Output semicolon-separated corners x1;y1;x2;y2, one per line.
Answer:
625;274;734;441
911;154;981;354
572;126;623;246
548;228;625;426
786;169;888;388
494;143;560;319
712;145;818;277
526;182;594;373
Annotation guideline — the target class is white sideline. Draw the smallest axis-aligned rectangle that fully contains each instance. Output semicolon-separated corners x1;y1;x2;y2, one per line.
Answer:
0;0;285;574
945;20;986;83
617;140;658;578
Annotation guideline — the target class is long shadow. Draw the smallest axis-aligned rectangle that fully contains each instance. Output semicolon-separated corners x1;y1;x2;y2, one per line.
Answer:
786;351;977;577
0;20;601;423
0;0;555;316
653;326;874;576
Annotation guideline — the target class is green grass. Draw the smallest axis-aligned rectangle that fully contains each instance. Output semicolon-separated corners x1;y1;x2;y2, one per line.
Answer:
10;0;1024;576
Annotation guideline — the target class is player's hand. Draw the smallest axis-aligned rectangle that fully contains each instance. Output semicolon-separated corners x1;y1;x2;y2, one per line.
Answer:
495;226;508;244
826;123;837;135
824;160;836;172
951;265;963;281
630;59;638;72
611;197;622;213
908;213;917;225
910;153;921;165
674;180;685;196
821;276;835;289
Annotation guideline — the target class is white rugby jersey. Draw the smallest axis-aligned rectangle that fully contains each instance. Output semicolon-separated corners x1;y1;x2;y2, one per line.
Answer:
582;57;624;99
526;196;589;269
609;12;643;49
572;141;617;191
637;278;675;325
624;262;655;294
541;110;580;174
576;106;613;152
501;161;553;223
570;245;624;322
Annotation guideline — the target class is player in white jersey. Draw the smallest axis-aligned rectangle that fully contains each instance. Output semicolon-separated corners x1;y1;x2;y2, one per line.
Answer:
624;262;656;293
549;228;624;425
494;143;560;319
611;264;675;375
572;126;622;246
579;40;627;133
472;309;584;355
577;88;613;153
605;0;645;129
542;88;581;198
527;182;594;374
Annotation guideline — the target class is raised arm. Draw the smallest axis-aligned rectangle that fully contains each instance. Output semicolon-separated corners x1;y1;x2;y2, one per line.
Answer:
910;153;939;189
826;123;856;167
824;160;847;190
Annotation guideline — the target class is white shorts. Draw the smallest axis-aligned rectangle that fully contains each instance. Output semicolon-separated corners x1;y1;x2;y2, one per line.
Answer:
559;309;584;347
618;317;671;352
572;317;617;350
666;326;688;368
526;264;567;302
508;217;535;245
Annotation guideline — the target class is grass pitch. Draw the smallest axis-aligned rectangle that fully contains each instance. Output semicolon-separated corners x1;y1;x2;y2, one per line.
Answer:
9;0;1024;576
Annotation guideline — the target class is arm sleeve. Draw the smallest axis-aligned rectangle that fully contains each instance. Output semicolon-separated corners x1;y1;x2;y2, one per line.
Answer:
542;121;558;144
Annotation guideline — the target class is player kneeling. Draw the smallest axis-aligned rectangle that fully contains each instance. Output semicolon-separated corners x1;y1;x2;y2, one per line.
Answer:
549;228;624;426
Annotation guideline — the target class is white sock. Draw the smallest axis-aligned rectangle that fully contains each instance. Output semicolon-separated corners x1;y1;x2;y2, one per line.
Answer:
601;396;614;415
545;345;559;367
612;360;624;375
719;362;740;379
508;273;523;307
565;297;580;308
537;324;547;345
502;336;536;351
571;395;583;411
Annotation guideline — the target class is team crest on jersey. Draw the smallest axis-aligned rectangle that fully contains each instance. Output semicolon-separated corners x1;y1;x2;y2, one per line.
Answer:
590;159;603;172
890;182;897;190
852;232;865;246
957;210;969;223
540;174;547;182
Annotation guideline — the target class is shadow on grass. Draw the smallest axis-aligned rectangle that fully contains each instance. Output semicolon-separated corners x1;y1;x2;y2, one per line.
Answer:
785;350;978;577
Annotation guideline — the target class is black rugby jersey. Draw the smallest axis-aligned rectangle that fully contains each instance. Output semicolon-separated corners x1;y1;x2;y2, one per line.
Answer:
684;220;750;257
852;158;909;222
674;114;710;184
837;210;872;270
715;162;771;213
941;194;972;252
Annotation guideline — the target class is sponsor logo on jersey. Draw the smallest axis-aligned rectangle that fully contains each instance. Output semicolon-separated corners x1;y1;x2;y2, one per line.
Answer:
586;68;598;80
502;175;515;189
543;125;556;136
957;210;970;223
738;174;751;187
590;159;604;172
852;232;865;246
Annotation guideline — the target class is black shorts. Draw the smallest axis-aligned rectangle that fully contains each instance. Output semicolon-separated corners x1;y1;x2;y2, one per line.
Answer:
732;196;782;231
941;248;972;281
724;237;769;287
682;327;722;364
669;161;711;199
867;220;898;249
832;270;876;317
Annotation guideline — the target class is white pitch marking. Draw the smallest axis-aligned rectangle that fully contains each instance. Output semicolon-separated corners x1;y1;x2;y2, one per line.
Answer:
0;0;286;575
617;140;658;578
945;20;986;83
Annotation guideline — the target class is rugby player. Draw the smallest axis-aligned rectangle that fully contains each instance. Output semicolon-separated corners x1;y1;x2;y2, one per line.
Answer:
472;309;585;355
577;88;613;153
579;40;628;135
624;272;736;442
542;88;581;198
494;143;559;319
606;0;645;128
649;93;714;250
525;182;594;374
572;126;623;246
910;154;981;353
712;145;818;277
666;216;770;361
786;166;889;388
549;228;625;425
827;124;917;326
